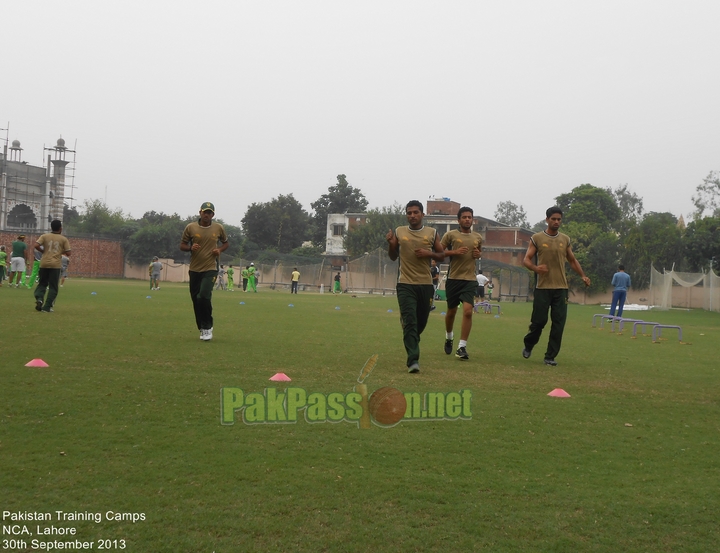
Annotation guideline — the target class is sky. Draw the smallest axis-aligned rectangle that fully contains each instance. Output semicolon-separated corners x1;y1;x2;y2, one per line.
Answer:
3;0;719;228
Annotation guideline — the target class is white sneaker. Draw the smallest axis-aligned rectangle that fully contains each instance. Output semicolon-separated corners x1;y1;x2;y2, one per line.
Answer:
199;329;207;340
205;328;213;341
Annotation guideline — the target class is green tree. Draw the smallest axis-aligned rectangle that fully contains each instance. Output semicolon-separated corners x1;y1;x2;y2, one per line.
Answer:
494;201;530;228
310;175;368;245
683;216;720;271
561;222;618;293
241;194;310;253
555;184;621;232
216;221;244;261
609;184;644;226
125;217;188;264
139;210;181;227
531;219;547;233
75;200;128;236
551;185;625;291
73;199;132;237
692;171;720;218
344;204;406;258
623;212;684;288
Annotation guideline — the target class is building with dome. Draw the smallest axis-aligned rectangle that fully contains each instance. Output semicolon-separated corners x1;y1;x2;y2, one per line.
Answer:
0;135;74;233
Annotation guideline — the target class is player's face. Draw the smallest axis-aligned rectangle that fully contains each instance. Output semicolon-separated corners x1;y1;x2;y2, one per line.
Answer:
458;212;473;231
406;207;424;229
546;213;562;232
199;209;214;225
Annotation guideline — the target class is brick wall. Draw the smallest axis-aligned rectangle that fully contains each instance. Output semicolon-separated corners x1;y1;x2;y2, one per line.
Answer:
0;231;124;278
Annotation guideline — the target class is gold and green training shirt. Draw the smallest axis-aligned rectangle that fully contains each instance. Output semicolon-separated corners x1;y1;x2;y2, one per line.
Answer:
441;229;483;281
181;221;228;273
36;233;71;269
395;226;437;285
532;231;571;289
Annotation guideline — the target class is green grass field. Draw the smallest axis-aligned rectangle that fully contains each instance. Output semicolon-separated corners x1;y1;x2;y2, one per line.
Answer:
2;279;719;552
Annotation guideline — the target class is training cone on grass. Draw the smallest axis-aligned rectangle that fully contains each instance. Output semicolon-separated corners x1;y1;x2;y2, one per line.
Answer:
25;359;50;367
547;388;571;398
269;373;291;382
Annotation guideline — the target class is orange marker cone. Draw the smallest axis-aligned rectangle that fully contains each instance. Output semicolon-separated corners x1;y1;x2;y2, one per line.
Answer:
269;373;291;381
547;388;571;398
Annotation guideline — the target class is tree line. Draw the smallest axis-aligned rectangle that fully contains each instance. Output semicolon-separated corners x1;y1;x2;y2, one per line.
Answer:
495;176;719;292
62;172;720;289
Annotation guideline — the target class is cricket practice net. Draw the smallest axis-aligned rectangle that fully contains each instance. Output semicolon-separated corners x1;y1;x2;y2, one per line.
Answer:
649;265;720;312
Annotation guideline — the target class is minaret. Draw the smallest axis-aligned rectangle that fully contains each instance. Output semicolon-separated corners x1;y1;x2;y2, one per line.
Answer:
0;140;22;231
50;137;69;222
9;139;23;161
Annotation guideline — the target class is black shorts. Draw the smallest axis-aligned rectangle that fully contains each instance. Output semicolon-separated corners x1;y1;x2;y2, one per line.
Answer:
476;286;485;299
445;279;477;310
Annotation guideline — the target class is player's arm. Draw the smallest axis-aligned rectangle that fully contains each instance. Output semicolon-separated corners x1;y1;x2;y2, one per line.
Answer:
566;244;591;287
179;225;196;252
522;241;547;274
419;232;446;261
180;234;198;252
440;234;465;259
443;241;469;258
212;240;229;257
34;241;43;253
443;246;469;258
386;229;399;261
179;238;192;252
473;240;482;259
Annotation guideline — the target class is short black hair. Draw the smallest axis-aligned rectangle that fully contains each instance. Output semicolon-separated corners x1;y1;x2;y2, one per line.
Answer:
457;206;474;219
51;220;62;231
405;200;424;213
618;264;625;270
546;206;563;218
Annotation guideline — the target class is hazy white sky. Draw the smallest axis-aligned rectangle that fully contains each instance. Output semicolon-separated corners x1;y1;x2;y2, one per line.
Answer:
3;0;718;227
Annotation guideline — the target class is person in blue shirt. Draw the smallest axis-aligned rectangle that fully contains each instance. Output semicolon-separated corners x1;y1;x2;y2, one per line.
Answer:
609;265;632;317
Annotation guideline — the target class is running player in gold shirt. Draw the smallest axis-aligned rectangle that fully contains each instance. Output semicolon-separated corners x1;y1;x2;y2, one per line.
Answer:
440;206;482;360
33;220;72;312
522;206;590;366
386;200;445;373
180;202;229;341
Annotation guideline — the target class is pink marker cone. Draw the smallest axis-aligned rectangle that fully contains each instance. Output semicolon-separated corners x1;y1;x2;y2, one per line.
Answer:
547;388;571;397
25;359;50;367
269;373;291;382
